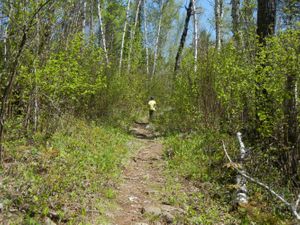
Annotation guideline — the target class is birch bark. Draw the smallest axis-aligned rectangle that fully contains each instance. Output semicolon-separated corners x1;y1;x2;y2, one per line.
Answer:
97;0;109;64
82;0;87;34
152;0;164;77
33;15;41;132
236;132;248;204
192;0;198;72
143;0;150;75
119;0;132;74
127;0;142;73
90;3;94;36
215;0;223;50
3;1;13;66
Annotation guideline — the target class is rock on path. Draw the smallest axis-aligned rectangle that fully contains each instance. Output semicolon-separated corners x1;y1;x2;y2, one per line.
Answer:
110;138;184;225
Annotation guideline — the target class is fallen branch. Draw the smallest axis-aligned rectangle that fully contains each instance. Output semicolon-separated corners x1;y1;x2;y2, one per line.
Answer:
236;132;248;204
222;139;300;221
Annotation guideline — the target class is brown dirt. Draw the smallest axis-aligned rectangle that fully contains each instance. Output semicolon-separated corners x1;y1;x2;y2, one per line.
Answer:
110;138;169;225
106;123;186;225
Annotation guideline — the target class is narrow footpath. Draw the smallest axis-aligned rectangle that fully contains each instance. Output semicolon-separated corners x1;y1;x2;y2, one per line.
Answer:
110;124;184;225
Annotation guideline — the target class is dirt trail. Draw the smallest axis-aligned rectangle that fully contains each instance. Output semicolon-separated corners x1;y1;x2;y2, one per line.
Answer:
110;124;183;225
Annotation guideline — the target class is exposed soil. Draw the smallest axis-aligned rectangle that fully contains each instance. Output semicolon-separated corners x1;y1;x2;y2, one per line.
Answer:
110;124;183;225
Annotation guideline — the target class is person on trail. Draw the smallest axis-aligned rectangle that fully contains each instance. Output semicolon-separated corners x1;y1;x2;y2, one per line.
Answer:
148;97;156;121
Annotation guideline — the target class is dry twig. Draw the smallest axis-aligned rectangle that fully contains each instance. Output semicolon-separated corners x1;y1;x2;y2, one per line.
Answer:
222;140;300;220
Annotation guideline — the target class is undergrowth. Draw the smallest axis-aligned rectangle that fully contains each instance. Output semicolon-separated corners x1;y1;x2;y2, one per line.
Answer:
0;118;135;224
163;131;294;224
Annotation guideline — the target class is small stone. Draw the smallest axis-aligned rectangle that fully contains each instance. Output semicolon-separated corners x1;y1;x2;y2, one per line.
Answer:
145;190;158;195
141;206;161;216
129;196;139;202
45;217;56;225
161;205;185;214
134;223;149;225
162;211;175;223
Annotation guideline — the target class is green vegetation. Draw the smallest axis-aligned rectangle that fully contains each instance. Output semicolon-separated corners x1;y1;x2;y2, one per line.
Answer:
163;132;293;224
1;117;135;224
0;0;299;224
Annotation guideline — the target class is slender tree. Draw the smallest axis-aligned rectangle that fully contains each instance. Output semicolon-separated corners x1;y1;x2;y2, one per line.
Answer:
174;0;193;72
192;0;198;72
3;0;12;66
231;0;240;45
143;0;150;75
127;0;142;73
152;0;164;77
82;0;87;34
215;0;223;50
0;0;54;161
119;0;131;74
97;0;109;64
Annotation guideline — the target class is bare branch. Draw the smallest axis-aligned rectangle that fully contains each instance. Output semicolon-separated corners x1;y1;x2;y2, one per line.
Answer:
222;140;300;221
296;195;300;209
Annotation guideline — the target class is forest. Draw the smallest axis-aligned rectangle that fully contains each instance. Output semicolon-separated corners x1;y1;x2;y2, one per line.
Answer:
0;0;299;224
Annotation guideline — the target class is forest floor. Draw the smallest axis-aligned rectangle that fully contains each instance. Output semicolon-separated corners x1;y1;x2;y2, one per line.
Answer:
109;123;186;225
0;120;292;224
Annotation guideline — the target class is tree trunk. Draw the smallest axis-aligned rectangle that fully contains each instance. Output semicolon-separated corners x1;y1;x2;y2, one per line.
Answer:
192;0;198;72
127;0;142;73
255;0;277;136
236;132;248;205
90;2;94;36
174;0;193;72
257;0;277;44
97;0;109;64
3;1;13;68
143;0;150;76
0;0;53;161
34;68;39;132
215;0;223;50
231;0;240;45
0;30;28;161
284;73;299;184
152;0;164;77
82;0;87;34
119;0;132;74
33;15;41;132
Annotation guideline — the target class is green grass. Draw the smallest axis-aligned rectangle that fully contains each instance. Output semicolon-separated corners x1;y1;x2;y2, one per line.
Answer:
1;118;136;224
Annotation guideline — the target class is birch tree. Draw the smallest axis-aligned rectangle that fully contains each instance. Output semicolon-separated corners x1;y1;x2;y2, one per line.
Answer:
0;0;54;161
97;0;109;64
143;0;150;75
3;0;12;66
192;0;198;72
214;0;223;50
82;0;87;34
119;0;131;74
152;0;164;77
127;0;142;73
